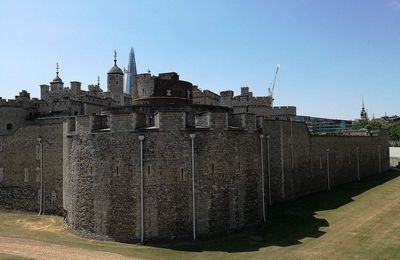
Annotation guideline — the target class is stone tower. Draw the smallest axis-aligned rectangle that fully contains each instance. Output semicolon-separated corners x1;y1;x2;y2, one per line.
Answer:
50;63;64;92
107;50;124;105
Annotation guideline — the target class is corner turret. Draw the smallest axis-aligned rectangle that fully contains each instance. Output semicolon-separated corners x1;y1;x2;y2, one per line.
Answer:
50;63;64;92
107;50;124;105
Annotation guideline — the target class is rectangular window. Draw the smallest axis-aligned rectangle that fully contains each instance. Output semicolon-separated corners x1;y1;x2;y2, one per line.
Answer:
211;163;215;175
51;191;56;205
0;168;3;182
147;165;151;176
24;168;29;182
179;168;186;182
112;165;121;177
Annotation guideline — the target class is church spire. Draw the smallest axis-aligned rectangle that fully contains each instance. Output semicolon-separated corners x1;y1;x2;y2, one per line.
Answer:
360;97;368;121
114;50;117;66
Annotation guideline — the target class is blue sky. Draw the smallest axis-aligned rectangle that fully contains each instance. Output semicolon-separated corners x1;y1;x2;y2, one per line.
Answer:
0;0;399;120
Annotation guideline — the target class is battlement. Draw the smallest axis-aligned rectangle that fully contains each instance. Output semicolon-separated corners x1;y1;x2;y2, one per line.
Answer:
220;90;234;97
158;72;179;80
65;110;262;135
136;73;153;80
0;98;20;107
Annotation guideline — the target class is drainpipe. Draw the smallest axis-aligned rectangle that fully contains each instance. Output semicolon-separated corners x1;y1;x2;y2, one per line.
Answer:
139;135;145;243
290;118;294;169
326;149;330;190
37;137;43;215
190;134;196;241
260;135;266;223
43;181;46;215
280;122;285;200
356;147;360;181
266;134;272;206
378;145;381;174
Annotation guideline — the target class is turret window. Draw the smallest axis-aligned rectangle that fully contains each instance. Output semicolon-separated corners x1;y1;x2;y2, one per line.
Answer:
6;123;12;131
167;90;172;96
116;81;119;85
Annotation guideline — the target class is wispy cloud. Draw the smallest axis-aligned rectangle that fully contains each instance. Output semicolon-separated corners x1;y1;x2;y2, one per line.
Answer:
390;0;400;11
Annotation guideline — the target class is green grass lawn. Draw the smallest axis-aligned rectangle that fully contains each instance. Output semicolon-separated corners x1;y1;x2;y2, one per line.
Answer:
1;170;400;259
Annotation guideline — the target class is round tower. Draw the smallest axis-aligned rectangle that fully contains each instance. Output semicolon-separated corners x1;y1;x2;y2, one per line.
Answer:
107;50;124;105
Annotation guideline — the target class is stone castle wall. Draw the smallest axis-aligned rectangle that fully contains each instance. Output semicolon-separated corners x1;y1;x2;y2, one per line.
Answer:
0;118;64;215
63;112;262;241
262;120;390;204
63;111;390;242
0;106;28;136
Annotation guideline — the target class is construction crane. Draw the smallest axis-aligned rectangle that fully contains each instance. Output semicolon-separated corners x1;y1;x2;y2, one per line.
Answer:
268;64;280;106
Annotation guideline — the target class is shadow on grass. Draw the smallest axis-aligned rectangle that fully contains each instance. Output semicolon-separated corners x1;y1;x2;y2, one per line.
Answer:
151;170;400;253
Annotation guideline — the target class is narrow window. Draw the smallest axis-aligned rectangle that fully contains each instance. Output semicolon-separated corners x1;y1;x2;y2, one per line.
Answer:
24;168;29;182
167;90;172;96
51;191;57;205
6;123;12;131
211;163;215;175
116;166;119;176
90;166;93;175
0;168;3;182
116;81;119;85
180;168;185;181
147;165;151;176
0;141;3;152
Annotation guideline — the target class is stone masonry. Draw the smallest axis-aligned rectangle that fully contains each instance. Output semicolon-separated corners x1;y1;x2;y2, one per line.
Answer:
62;108;390;242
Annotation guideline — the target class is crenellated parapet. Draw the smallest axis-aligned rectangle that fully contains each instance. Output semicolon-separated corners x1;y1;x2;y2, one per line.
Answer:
62;107;390;243
65;110;260;136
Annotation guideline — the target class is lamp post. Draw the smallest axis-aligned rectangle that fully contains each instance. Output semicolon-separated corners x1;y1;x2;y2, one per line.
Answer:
139;135;145;243
190;134;196;240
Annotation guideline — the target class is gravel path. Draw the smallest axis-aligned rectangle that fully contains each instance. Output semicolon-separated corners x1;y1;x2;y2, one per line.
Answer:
0;236;138;260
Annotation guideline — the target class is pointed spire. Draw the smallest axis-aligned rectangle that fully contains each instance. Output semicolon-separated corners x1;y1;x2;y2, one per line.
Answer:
114;50;117;65
56;62;60;76
97;76;100;87
125;47;138;95
360;97;368;121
